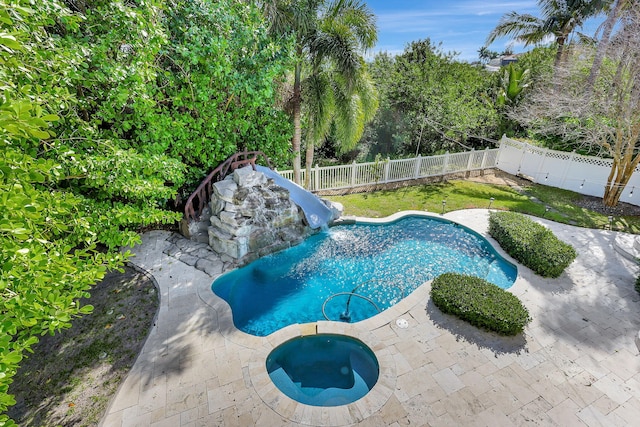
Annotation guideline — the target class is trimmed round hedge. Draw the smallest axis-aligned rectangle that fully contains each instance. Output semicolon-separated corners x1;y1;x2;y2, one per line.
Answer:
431;273;531;336
488;211;576;278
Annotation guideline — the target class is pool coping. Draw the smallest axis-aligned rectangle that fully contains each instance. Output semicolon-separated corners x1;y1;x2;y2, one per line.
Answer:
195;210;523;425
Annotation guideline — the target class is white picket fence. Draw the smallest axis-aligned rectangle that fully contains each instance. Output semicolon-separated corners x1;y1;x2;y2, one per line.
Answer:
495;136;640;207
277;135;640;206
278;148;499;191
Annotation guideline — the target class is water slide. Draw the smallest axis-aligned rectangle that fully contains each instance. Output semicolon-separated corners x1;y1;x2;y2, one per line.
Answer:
255;165;333;229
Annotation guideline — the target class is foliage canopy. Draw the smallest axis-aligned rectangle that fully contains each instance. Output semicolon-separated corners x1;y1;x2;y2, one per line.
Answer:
0;0;293;423
359;40;500;161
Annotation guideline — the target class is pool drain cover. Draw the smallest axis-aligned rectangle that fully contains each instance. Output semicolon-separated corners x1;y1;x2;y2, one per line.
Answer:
396;318;409;329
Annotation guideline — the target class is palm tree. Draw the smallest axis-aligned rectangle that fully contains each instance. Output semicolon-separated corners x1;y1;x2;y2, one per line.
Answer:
262;0;377;186
478;46;498;64
485;0;606;67
302;0;378;187
262;0;319;184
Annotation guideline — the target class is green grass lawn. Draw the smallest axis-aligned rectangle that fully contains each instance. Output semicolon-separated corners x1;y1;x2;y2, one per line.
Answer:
327;180;640;234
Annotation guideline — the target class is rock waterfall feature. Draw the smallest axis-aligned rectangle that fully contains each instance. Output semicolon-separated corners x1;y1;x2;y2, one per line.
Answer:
206;166;314;265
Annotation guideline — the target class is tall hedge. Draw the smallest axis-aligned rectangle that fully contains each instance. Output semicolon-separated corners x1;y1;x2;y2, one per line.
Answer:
489;211;576;278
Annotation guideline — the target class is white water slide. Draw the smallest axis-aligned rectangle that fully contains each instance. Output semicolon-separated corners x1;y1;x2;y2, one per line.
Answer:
255;165;333;229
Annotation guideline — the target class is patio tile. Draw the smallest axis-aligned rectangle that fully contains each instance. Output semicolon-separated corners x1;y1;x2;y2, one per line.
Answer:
432;367;465;395
100;213;640;427
475;405;512;427
546;398;586;426
611;397;640;426
507;396;554;426
593;373;633;405
600;348;640;381
396;366;445;402
424;347;456;370
576;405;622;427
485;384;527;416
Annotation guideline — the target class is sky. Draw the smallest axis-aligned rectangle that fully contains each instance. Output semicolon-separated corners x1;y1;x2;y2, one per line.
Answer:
365;0;604;62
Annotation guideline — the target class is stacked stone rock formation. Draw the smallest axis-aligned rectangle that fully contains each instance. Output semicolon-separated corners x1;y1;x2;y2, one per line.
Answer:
207;166;311;264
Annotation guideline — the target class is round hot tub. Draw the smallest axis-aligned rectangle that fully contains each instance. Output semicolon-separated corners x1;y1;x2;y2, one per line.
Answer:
266;334;379;406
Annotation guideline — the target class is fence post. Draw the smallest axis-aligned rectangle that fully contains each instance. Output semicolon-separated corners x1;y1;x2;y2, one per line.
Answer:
560;151;575;187
414;155;422;179
495;137;508;170
384;158;390;183
534;147;548;183
314;164;320;191
350;160;357;187
481;147;489;169
516;141;527;175
442;152;450;176
466;148;475;172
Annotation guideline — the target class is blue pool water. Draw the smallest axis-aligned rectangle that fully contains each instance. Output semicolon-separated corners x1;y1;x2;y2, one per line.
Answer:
212;216;517;336
266;334;379;406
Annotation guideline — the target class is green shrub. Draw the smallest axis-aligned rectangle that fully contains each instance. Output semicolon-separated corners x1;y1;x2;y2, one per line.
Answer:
431;273;531;336
488;211;576;278
635;275;640;293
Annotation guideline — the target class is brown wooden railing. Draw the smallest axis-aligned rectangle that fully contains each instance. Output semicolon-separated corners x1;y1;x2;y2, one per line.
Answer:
184;151;273;221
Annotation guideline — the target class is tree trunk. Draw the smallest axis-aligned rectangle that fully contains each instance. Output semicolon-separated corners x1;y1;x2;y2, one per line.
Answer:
603;150;640;207
292;58;302;185
604;153;621;206
587;0;625;91
304;139;314;189
553;36;566;68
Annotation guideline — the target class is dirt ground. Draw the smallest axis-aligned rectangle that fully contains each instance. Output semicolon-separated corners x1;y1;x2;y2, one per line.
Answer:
7;265;159;427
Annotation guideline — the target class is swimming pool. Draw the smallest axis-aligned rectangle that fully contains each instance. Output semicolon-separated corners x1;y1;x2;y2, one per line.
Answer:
212;215;517;336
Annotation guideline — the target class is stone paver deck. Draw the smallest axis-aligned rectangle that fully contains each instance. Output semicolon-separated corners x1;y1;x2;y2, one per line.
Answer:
100;209;640;426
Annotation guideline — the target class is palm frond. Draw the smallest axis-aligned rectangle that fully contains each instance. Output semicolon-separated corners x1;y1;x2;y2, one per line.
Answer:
353;69;378;123
325;0;377;49
303;71;334;145
485;12;545;46
310;25;361;85
332;82;365;151
575;31;598;46
330;68;377;152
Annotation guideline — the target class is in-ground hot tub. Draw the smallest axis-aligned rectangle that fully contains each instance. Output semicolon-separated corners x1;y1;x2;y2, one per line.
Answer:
266;334;379;406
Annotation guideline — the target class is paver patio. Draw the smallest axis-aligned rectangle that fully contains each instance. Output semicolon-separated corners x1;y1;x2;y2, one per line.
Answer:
100;209;640;426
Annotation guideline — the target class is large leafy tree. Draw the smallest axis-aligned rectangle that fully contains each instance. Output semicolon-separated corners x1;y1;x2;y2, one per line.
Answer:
1;0;295;423
0;2;127;424
138;0;293;185
384;40;500;155
18;0;188;244
54;0;293;190
511;3;640;207
485;0;607;66
262;0;377;186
